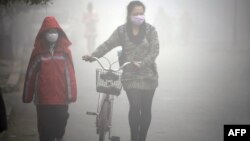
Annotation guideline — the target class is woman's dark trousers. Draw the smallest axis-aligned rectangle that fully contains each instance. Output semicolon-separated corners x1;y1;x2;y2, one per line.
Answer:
126;89;155;141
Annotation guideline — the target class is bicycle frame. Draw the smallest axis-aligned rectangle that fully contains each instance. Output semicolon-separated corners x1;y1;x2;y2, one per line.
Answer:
97;94;114;136
85;57;132;141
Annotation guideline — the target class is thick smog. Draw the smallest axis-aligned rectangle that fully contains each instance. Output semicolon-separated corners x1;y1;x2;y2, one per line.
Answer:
0;0;250;141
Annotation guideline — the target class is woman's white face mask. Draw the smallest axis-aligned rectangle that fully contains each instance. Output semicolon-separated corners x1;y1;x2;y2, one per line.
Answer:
130;6;145;26
46;31;59;43
130;15;145;26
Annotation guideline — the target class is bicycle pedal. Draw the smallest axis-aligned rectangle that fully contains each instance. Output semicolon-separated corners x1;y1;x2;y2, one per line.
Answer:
86;112;97;115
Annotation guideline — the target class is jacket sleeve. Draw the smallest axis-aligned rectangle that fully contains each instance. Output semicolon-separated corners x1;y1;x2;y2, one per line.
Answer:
141;26;159;67
92;28;121;58
65;48;77;103
22;49;40;103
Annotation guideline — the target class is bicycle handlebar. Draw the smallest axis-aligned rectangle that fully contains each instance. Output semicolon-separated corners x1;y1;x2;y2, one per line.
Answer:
88;57;132;72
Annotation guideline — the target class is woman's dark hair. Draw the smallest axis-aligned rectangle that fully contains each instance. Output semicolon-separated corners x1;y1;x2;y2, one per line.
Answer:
126;1;145;23
126;1;146;44
87;2;93;12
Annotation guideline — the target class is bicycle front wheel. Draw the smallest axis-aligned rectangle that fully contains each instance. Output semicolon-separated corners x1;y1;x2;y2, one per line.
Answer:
99;100;110;141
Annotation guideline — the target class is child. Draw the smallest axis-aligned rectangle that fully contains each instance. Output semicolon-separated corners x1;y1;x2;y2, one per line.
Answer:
23;16;77;141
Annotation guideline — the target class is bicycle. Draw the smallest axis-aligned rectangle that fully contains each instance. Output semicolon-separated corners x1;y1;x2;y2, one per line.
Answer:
83;56;132;141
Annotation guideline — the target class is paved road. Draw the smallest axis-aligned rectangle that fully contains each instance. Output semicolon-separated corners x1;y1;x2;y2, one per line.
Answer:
64;46;250;141
4;46;250;141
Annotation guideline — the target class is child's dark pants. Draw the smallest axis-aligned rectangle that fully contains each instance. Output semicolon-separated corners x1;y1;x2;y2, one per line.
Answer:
36;105;69;141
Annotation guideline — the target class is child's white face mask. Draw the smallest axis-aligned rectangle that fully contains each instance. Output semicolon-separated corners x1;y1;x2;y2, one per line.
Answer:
46;30;59;43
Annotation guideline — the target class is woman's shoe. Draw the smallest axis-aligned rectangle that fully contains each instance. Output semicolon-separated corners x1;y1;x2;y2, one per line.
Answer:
56;138;63;141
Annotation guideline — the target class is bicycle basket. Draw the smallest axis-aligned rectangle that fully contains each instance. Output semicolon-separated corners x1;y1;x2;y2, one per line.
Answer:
96;69;122;96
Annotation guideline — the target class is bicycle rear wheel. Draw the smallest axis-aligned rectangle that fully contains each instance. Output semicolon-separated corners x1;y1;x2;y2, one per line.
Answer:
99;100;110;141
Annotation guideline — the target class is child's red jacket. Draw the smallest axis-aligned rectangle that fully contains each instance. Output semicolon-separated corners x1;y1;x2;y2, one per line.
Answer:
23;16;77;105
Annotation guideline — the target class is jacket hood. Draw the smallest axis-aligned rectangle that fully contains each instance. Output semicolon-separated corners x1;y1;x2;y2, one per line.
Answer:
34;16;71;49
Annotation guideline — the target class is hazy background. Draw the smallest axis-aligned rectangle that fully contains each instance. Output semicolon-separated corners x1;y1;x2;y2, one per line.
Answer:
1;0;250;141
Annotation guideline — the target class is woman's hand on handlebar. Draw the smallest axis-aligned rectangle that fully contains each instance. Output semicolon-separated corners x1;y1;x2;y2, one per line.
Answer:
82;54;96;62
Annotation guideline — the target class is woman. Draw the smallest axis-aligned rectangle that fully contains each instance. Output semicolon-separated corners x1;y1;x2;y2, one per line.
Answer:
82;2;99;53
83;1;159;141
23;16;77;141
